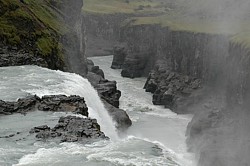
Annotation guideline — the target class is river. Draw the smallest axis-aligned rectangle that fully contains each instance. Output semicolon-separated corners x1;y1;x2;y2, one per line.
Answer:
0;56;195;166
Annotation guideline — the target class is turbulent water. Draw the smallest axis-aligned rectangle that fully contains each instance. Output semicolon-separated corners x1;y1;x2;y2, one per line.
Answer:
0;56;195;166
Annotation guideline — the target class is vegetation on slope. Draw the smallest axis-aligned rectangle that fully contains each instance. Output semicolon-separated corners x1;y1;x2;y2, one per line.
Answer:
0;0;67;58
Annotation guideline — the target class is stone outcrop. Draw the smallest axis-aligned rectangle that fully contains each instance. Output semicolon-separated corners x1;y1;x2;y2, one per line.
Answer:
38;95;89;117
86;59;132;129
87;59;121;108
0;95;88;116
30;116;108;143
102;100;132;131
0;94;109;143
98;16;250;165
144;69;201;111
110;24;229;113
0;93;131;130
0;48;48;68
111;46;127;69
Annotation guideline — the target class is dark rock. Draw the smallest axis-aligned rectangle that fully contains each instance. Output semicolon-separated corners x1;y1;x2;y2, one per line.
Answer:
86;72;104;86
96;81;121;108
144;73;157;93
90;66;105;78
0;95;88;117
0;100;14;115
86;59;132;130
0;52;48;68
102;100;132;131
38;95;88;117
87;59;94;71
145;68;202;112
162;89;174;109
31;116;108;143
14;95;39;113
111;46;127;69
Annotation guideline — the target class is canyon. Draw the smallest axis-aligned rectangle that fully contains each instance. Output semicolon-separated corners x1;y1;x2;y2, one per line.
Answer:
1;0;250;165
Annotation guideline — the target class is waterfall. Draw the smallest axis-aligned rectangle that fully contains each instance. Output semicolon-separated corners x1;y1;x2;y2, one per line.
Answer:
57;71;119;140
0;65;118;140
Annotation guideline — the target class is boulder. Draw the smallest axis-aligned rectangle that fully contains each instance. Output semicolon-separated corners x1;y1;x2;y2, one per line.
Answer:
38;95;88;116
103;100;132;131
96;81;121;108
0;95;88;116
30;116;108;142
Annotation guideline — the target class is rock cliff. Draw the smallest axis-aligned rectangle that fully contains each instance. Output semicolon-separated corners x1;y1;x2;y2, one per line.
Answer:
84;7;250;165
0;0;87;74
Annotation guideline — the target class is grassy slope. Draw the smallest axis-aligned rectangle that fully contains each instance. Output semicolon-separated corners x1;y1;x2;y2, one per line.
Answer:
0;0;67;57
83;0;250;48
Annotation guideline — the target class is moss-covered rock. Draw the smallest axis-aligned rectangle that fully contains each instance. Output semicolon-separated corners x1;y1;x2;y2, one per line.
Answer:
0;0;84;70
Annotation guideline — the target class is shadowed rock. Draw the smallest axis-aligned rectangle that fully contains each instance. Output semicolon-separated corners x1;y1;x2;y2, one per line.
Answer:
30;116;108;143
111;46;127;69
103;100;132;131
38;95;88;117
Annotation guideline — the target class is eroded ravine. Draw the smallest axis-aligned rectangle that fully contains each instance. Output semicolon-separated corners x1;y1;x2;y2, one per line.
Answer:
90;55;196;166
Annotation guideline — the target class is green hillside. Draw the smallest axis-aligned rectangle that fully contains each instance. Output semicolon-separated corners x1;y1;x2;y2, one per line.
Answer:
0;0;67;57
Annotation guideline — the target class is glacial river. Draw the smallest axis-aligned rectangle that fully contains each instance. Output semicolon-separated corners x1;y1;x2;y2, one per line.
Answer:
0;55;195;166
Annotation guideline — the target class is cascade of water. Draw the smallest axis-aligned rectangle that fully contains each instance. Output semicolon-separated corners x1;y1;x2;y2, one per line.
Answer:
0;66;118;140
57;71;119;140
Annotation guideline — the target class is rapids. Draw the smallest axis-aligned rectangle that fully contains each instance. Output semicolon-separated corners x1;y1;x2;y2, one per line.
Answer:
0;56;195;166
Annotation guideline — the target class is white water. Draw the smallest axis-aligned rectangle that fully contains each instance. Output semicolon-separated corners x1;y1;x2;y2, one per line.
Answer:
90;56;196;166
0;65;118;140
0;57;195;166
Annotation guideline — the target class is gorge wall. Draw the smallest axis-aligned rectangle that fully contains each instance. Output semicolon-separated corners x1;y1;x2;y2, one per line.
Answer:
121;25;250;166
85;12;250;165
0;0;87;74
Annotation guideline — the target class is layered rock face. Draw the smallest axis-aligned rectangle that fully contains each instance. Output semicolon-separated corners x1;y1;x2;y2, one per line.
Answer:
0;47;48;68
86;59;132;130
114;24;229;113
84;14;128;57
105;19;250;165
59;0;88;75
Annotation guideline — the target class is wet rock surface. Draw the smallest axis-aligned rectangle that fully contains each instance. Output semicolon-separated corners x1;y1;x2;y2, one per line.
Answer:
30;116;108;143
0;95;88;116
38;95;88;117
0;48;48;68
102;100;132;131
87;59;122;108
87;59;132;129
144;67;201;113
0;95;109;142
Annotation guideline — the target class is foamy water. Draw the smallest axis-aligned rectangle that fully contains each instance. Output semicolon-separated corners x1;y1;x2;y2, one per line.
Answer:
0;56;195;166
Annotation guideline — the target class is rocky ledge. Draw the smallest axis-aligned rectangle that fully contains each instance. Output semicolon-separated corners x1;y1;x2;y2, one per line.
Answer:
144;66;201;113
30;116;108;143
0;94;131;131
86;59;132;130
0;95;88;116
87;59;121;108
0;47;48;68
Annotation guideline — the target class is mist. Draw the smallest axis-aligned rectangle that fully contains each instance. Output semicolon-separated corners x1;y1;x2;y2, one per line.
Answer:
182;0;250;165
